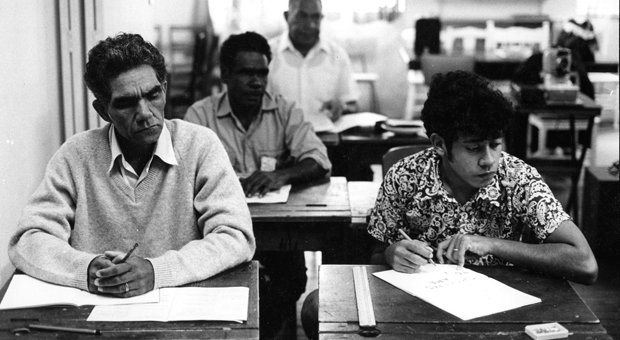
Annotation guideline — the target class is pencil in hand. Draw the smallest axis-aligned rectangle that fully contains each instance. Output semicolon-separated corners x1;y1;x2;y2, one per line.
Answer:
397;229;436;266
119;243;139;263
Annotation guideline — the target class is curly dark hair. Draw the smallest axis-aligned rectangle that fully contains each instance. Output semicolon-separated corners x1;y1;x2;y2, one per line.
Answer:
84;33;167;102
219;31;271;70
421;71;513;151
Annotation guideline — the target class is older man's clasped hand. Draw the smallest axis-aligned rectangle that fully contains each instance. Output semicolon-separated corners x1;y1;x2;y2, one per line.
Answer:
87;251;154;298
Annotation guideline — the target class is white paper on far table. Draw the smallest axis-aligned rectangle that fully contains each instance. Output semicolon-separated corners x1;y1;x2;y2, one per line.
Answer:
373;264;541;320
246;184;292;204
87;287;249;322
332;112;387;133
308;112;337;133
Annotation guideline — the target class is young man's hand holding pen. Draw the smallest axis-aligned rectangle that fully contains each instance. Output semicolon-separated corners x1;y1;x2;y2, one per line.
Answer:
383;229;437;273
87;243;154;298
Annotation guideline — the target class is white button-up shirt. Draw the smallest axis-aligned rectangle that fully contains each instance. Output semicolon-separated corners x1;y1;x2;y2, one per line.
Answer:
268;32;359;130
108;123;178;188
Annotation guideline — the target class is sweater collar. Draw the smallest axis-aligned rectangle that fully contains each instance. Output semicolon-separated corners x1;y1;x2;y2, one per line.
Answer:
107;122;178;173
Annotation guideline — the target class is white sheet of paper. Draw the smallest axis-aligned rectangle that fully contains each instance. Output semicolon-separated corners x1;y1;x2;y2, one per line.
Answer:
0;275;159;310
332;112;387;133
87;287;249;322
308;112;337;133
246;184;292;204
373;265;541;320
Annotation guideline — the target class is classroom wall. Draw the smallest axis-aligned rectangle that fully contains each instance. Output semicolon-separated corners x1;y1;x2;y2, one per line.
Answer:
101;0;156;43
0;1;63;289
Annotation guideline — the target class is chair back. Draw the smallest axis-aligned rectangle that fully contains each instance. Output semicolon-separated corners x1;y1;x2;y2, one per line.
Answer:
382;145;430;177
442;25;487;55
420;54;475;85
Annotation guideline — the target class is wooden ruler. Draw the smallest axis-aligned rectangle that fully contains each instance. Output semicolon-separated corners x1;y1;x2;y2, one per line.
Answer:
353;266;380;336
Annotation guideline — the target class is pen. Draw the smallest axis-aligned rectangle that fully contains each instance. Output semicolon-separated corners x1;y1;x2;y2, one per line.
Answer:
29;324;101;335
10;318;39;322
398;229;436;266
120;242;139;263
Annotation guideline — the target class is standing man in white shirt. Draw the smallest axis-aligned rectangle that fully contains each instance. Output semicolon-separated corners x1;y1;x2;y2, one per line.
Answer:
268;0;359;131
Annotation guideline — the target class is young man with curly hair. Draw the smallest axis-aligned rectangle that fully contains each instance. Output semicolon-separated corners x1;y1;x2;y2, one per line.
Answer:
368;71;597;285
301;70;597;340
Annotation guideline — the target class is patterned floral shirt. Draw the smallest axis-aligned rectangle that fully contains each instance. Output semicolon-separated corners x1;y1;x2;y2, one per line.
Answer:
368;148;571;266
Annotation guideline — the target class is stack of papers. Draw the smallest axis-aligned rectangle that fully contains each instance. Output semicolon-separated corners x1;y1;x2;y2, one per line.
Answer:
311;112;388;133
380;119;426;136
373;265;541;320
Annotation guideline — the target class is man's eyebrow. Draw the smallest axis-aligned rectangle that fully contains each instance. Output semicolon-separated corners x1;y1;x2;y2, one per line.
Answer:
239;67;269;74
146;85;163;96
112;85;162;103
462;137;502;143
462;138;485;143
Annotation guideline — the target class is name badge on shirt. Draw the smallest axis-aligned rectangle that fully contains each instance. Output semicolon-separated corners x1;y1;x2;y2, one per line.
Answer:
260;156;277;172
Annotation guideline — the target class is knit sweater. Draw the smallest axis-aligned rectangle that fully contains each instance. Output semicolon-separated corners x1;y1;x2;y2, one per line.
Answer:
9;119;255;291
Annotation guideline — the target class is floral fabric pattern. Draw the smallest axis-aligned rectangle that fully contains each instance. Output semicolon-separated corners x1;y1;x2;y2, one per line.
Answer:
368;148;570;266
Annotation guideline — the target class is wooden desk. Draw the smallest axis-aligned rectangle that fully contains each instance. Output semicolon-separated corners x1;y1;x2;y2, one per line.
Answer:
408;55;524;80
329;126;431;181
582;167;620;259
347;181;382;264
319;264;611;339
507;91;601;220
507;91;602;161
348;181;380;228
317;131;340;147
409;58;619;80
249;177;351;262
0;261;259;339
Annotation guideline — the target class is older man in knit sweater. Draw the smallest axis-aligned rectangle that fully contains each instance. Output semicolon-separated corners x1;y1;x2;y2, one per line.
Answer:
8;33;255;297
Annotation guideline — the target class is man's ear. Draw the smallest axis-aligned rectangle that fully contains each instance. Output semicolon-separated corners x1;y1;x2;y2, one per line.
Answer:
161;80;168;97
220;65;231;84
429;133;447;156
160;80;168;106
93;99;110;123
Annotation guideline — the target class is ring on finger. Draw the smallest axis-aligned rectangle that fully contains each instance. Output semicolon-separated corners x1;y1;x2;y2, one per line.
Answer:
453;248;459;251
125;282;129;292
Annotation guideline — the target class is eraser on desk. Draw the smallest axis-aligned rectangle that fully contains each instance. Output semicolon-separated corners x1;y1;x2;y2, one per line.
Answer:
525;322;569;340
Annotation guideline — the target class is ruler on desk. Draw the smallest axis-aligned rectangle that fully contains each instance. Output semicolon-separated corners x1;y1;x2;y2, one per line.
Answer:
353;266;380;337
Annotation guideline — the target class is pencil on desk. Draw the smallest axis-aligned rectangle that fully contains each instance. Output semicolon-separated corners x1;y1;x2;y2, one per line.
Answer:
120;243;139;263
29;324;101;335
397;229;436;266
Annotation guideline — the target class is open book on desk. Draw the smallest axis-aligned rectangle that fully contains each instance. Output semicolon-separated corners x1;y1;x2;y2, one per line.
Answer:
0;274;159;310
373;264;541;320
87;287;249;322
